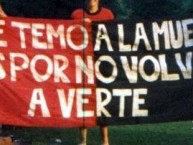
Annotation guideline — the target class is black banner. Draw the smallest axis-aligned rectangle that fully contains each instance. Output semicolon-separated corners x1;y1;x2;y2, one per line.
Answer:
93;17;193;125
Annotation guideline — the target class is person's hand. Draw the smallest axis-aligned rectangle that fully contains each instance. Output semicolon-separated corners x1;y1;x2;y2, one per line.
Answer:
83;18;91;23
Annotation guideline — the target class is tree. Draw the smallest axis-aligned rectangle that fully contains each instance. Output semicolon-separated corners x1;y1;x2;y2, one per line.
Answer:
180;0;193;16
131;0;184;19
102;0;133;19
2;0;192;19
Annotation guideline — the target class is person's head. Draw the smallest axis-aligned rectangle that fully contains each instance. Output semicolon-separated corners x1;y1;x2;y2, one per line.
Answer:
86;0;100;13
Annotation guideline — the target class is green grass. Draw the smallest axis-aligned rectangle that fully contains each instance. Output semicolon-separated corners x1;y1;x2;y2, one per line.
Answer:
5;121;193;145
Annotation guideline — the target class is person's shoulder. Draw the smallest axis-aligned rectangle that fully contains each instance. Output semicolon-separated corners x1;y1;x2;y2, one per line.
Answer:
101;7;113;13
71;8;84;19
72;8;84;15
100;7;115;19
101;7;110;11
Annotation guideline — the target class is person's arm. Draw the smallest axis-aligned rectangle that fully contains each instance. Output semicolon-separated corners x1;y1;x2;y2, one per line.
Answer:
0;4;7;18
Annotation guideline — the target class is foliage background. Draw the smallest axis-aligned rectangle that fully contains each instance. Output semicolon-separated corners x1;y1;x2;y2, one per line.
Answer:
1;0;193;19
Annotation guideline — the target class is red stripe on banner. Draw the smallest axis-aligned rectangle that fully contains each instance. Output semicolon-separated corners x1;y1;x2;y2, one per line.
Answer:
0;17;96;127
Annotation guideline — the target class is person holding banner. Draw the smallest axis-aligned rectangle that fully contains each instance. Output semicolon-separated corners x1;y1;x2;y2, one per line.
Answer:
71;0;114;145
71;0;114;22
